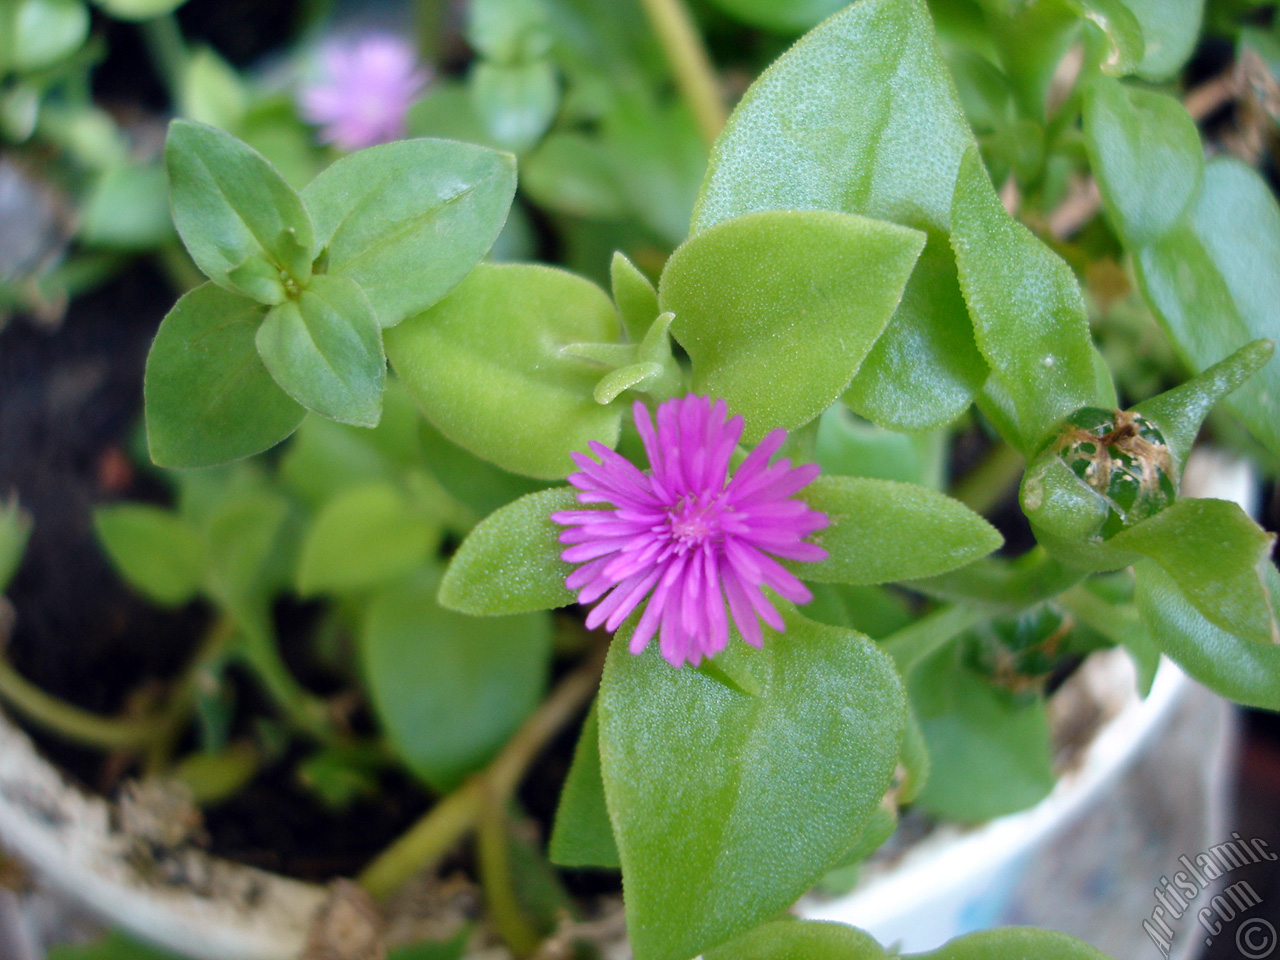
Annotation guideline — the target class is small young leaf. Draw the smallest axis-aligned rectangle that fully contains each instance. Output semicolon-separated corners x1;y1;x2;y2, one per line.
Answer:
796;476;1003;586
693;0;988;432
1136;560;1280;711
1133;159;1280;461
144;283;305;469
951;148;1098;452
594;362;664;405
165;120;313;299
909;642;1054;823
466;0;552;64
549;702;620;869
255;275;385;428
179;46;248;130
703;920;886;960
438;487;577;615
1064;0;1144;76
1082;77;1203;246
296;483;439;595
94;505;206;606
385;263;623;479
301;138;517;329
610;251;659;343
660;210;925;441
361;568;551;791
703;0;849;33
599;611;905;960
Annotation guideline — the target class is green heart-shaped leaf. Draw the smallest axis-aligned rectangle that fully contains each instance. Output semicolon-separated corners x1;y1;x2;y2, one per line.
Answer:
796;476;1002;585
385;263;623;479
704;920;886;960
1133;160;1280;461
296;482;439;595
93;505;207;606
1136;560;1280;711
1082;77;1203;246
302;138;517;329
599;610;905;960
951;148;1099;452
912;926;1117;959
361;568;551;791
1111;497;1278;646
909;641;1053;823
438;487;577;616
144;282;305;468
166;120;313;301
660;210;925;442
692;0;988;431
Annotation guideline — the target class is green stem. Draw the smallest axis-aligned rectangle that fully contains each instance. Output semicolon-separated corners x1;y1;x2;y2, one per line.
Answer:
952;441;1025;516
477;796;543;956
881;603;987;676
145;616;238;774
139;14;189;104
638;0;726;146
0;651;159;751
1058;583;1141;644
358;646;606;899
238;623;334;741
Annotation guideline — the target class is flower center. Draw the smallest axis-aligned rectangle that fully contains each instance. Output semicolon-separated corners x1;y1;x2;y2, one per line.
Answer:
668;494;726;548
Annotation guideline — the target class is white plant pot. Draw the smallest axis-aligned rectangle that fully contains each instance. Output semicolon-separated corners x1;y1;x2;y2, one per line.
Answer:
802;654;1237;960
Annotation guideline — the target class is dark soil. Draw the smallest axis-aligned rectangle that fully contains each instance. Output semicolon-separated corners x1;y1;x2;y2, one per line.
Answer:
0;264;197;723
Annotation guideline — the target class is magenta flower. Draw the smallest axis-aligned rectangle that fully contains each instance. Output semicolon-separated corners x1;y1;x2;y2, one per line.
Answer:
552;396;829;668
299;33;429;151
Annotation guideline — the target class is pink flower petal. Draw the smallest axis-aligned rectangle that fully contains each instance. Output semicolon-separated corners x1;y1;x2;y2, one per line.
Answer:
551;395;829;667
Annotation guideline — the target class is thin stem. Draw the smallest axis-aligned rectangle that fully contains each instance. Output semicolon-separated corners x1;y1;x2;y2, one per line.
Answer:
477;795;543;956
145;616;238;774
952;441;1025;516
0;630;160;750
880;603;987;676
139;14;190;104
1058;582;1141;644
233;609;336;742
358;646;606;899
638;0;726;146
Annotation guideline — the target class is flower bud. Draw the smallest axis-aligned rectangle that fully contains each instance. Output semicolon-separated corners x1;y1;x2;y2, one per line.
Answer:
1047;407;1177;539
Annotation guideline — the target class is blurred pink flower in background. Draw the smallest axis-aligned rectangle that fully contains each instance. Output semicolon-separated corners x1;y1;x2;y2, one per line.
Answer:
299;33;429;151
